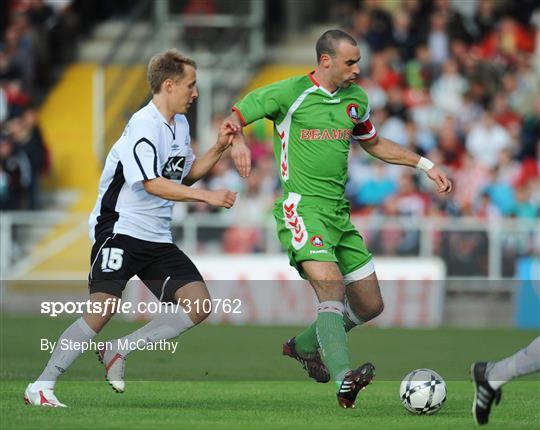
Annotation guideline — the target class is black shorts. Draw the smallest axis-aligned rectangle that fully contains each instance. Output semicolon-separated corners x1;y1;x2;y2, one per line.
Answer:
88;233;204;302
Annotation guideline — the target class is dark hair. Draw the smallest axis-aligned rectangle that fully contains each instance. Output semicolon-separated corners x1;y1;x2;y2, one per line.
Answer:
315;29;358;64
147;49;197;94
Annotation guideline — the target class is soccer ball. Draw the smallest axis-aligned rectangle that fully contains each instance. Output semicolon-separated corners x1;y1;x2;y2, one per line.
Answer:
399;368;447;415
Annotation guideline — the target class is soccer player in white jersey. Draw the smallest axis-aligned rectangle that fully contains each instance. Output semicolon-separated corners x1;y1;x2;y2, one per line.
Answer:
24;49;239;407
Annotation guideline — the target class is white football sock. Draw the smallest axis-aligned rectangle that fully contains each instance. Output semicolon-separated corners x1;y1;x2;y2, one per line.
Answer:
343;297;364;331
113;303;194;356
487;337;540;390
32;317;97;391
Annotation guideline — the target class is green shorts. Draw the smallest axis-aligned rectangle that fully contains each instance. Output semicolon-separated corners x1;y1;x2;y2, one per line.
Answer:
273;192;374;282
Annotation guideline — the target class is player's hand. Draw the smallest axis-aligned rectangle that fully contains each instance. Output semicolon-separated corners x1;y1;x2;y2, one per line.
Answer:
206;189;237;209
427;166;453;194
231;134;251;177
217;119;241;150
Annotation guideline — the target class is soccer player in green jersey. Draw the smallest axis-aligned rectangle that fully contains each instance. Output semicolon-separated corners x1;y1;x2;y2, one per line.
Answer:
226;29;452;409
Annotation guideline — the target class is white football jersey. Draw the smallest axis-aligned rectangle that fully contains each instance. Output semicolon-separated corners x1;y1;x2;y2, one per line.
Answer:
89;101;196;243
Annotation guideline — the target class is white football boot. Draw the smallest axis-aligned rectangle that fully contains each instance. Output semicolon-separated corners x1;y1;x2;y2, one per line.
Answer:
97;346;126;393
24;384;67;407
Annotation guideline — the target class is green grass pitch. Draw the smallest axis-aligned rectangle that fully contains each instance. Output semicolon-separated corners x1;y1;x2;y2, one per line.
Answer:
1;315;539;429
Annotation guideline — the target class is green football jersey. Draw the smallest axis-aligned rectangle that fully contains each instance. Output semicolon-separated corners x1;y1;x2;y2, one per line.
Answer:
233;72;377;202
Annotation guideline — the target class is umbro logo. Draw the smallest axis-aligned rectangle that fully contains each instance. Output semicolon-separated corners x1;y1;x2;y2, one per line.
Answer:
324;98;341;103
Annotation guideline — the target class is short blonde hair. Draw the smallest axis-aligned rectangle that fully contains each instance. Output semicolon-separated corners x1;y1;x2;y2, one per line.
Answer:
147;49;197;94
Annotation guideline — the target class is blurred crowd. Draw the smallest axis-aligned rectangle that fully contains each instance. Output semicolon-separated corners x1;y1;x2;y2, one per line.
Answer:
0;0;136;210
343;0;539;222
0;0;61;210
186;0;539;269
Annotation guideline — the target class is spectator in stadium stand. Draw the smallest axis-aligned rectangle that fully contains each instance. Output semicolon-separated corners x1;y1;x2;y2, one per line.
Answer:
361;0;394;53
206;156;243;200
384;171;430;218
519;99;540;161
25;0;55;29
432;0;474;44
451;154;488;215
511;185;539;219
472;0;500;42
404;44;436;91
466;111;513;169
349;9;373;70
502;55;538;117
370;51;401;91
385;86;407;120
482;167;517;217
403;118;437;155
353;163;397;210
222;170;269;254
430;58;468;117
356;75;386;110
436;116;465;170
409;90;444;135
391;8;417;62
475;191;503;219
3;13;37;93
491;92;522;137
7;108;48;209
426;12;450;68
455;91;484;135
2;78;30;118
478;15;535;66
0;130;31;210
496;148;522;186
376;107;407;146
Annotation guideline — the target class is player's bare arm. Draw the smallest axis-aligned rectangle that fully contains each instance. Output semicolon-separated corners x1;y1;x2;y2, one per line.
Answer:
183;119;241;185
359;135;453;194
227;111;251;178
143;177;236;208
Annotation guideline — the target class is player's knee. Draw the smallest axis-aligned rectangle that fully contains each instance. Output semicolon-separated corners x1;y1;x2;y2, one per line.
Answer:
84;311;114;333
362;299;384;322
189;307;211;325
187;299;212;325
313;280;346;301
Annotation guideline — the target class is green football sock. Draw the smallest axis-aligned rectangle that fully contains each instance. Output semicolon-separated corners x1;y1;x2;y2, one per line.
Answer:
315;301;350;389
294;323;319;358
344;298;364;331
294;300;362;357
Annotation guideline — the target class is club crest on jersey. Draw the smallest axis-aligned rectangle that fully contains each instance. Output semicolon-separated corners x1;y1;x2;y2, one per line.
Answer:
310;235;324;247
346;103;360;123
163;156;186;180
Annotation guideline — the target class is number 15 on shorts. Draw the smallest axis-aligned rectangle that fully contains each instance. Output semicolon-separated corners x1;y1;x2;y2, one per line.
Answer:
101;248;124;272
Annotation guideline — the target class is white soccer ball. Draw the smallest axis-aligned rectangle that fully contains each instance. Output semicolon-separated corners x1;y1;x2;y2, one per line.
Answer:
399;368;447;415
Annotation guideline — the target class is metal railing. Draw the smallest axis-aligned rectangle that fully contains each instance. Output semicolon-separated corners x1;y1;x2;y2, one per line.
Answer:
92;0;266;161
1;211;537;281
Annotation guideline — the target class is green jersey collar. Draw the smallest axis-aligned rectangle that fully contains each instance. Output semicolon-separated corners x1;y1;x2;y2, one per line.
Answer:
308;71;341;98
